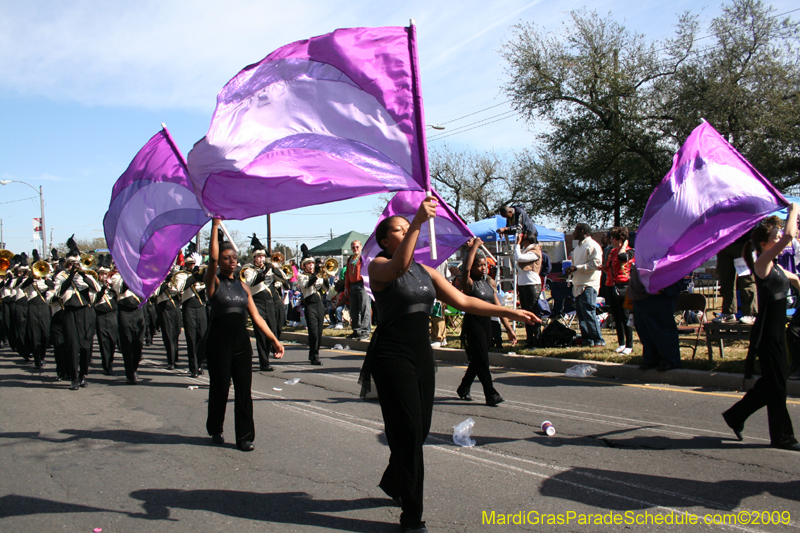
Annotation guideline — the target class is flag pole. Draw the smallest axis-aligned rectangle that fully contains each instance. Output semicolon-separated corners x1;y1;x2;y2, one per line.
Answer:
219;221;239;254
409;19;437;261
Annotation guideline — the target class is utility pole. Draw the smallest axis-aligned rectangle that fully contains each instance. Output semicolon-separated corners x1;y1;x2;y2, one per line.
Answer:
267;214;272;255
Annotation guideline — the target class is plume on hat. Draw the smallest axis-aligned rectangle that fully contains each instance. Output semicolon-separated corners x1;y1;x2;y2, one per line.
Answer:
66;234;80;258
250;233;265;252
32;249;40;263
301;243;310;260
51;248;60;261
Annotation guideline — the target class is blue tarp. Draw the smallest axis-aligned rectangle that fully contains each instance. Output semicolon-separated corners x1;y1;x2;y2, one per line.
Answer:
467;215;564;242
773;195;800;217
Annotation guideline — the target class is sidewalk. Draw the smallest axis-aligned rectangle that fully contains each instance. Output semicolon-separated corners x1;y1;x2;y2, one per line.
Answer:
273;330;800;396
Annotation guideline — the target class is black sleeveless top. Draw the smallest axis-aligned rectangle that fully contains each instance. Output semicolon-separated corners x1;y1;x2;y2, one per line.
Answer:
468;277;495;304
756;260;789;305
374;253;435;325
209;274;248;320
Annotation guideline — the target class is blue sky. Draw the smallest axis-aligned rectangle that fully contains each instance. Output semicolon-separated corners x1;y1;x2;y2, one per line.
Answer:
0;0;795;256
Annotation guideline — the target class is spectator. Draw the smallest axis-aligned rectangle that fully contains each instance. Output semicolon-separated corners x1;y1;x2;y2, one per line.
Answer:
565;223;605;347
603;227;634;354
714;233;757;324
497;205;538;243
513;234;543;348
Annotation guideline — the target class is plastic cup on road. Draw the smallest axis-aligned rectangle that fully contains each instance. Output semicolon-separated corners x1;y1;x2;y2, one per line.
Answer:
541;420;556;436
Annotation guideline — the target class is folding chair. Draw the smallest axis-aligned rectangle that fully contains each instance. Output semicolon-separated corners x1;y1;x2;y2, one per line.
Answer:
444;305;464;335
549;281;577;328
675;292;707;360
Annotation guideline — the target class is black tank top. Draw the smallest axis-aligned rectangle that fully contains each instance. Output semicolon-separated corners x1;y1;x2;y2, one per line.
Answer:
469;277;495;304
756;260;789;305
374;255;435;325
209;274;248;320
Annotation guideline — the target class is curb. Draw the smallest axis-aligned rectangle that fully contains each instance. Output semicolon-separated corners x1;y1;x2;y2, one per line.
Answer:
264;330;800;396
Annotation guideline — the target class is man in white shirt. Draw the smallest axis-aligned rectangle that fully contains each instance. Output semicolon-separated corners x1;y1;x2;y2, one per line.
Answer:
564;223;605;347
514;235;543;347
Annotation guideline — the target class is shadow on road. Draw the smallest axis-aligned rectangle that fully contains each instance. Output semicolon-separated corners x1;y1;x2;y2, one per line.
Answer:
0;491;394;532
0;429;210;447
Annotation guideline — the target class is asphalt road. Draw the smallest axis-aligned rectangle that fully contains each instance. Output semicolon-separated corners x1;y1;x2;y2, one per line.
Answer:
1;333;799;532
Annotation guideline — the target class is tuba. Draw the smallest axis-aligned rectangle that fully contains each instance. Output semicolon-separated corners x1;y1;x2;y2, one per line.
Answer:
281;264;293;278
239;266;255;284
271;251;284;265
0;249;13;276
32;260;51;279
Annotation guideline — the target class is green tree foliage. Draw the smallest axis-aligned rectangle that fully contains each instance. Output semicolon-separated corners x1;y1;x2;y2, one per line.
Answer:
502;0;800;227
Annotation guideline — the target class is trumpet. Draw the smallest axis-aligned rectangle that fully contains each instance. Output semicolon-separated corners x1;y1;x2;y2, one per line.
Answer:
0;249;13;276
83;269;99;281
32;260;51;279
271;251;284;264
80;253;95;270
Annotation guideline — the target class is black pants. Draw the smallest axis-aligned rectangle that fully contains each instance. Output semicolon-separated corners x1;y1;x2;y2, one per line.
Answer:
144;302;157;344
95;310;118;373
50;311;67;378
491;321;503;349
182;303;208;374
608;284;633;348
371;318;435;528
518;284;541;346
272;289;285;339
717;240;757;316
633;293;681;368
118;307;144;381
206;314;254;444
725;348;794;445
253;292;276;368
157;302;181;366
3;300;15;351
304;293;324;361
14;299;30;359
459;315;498;397
26;299;51;366
63;306;95;382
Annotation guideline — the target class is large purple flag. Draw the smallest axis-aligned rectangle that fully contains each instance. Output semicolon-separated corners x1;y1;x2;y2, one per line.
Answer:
361;189;473;297
187;26;430;220
104;129;211;300
636;122;788;293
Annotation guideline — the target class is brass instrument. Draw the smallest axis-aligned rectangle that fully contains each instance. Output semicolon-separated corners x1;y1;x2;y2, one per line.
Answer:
322;257;339;278
271;251;284;264
281;264;293;278
170;271;190;291
31;260;51;279
80;253;95;270
84;269;99;281
239;266;255;284
0;249;14;275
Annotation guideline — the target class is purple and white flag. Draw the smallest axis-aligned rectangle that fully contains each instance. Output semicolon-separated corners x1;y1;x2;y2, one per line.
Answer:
361;189;473;297
103;128;211;301
187;25;430;220
636;122;788;294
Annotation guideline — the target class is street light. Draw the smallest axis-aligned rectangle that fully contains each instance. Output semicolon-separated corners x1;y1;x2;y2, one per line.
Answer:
427;124;445;130
0;180;46;257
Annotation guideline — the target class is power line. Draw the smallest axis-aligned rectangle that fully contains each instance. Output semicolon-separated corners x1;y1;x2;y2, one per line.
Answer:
0;196;37;205
428;110;519;141
429;112;519;141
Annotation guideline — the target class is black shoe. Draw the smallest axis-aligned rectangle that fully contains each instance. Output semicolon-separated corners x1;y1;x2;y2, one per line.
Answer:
237;440;255;452
402;522;427;532
357;335;371;342
310;358;323;366
789;369;800;381
69;381;80;391
54;376;63;382
638;362;659;370
190;372;198;378
166;365;174;370
103;369;113;376
456;389;473;402
211;434;224;445
722;410;744;441
486;393;505;407
772;438;800;451
126;377;138;385
260;365;274;372
197;369;204;376
79;379;88;388
656;363;679;372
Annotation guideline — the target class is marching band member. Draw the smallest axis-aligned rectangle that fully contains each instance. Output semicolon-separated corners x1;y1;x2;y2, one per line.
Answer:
47;265;68;381
298;256;328;365
21;251;52;369
271;253;290;340
243;235;277;372
180;253;207;378
55;243;100;390
111;270;145;384
154;260;182;370
12;256;31;361
93;256;119;376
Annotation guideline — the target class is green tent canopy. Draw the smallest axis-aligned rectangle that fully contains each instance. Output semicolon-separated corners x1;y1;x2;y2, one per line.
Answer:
307;231;370;257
